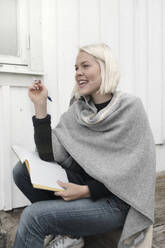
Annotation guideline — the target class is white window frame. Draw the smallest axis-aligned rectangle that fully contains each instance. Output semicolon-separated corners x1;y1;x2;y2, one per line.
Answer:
0;0;43;74
0;0;29;66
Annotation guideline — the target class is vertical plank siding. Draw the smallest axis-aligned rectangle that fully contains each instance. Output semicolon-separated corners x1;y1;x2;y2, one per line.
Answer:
147;0;163;143
134;0;148;109
119;0;135;94
0;0;164;209
56;0;79;114
163;0;165;140
0;87;4;210
10;86;33;209
100;0;120;60
1;86;12;210
79;0;101;45
53;0;164;143
41;0;60;124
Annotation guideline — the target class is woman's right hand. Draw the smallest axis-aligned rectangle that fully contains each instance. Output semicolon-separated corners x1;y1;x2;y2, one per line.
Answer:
28;80;48;105
28;80;48;119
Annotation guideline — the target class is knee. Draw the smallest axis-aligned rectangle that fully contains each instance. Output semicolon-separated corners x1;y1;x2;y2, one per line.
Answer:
21;205;37;227
18;205;37;235
13;161;26;186
19;204;46;235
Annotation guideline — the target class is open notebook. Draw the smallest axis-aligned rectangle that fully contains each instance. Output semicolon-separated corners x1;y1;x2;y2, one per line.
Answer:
11;144;68;192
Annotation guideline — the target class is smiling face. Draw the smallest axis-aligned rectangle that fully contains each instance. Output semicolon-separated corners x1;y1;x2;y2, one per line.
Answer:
75;51;102;103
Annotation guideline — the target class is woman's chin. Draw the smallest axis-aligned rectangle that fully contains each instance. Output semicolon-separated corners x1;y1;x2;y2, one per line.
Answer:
78;89;90;96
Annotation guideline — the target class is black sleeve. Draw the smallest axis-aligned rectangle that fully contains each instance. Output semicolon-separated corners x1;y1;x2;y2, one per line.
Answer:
32;114;55;161
67;159;112;201
86;179;112;201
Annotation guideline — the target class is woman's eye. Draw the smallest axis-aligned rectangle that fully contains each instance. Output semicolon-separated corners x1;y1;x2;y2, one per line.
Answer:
75;65;89;71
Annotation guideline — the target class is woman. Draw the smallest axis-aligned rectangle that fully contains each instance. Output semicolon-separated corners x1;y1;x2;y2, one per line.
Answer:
13;43;155;248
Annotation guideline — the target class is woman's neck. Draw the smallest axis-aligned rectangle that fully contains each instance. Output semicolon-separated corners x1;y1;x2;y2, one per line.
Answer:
91;93;113;104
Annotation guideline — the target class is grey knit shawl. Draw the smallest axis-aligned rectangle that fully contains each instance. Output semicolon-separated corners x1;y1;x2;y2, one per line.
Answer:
52;91;156;247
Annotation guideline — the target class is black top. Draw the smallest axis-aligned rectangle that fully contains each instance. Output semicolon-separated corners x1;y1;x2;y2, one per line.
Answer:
32;99;113;200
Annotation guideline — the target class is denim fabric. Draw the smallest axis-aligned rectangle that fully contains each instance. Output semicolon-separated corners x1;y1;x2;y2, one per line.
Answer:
13;162;130;248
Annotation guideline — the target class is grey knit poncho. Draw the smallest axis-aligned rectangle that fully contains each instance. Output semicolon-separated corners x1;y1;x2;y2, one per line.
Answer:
51;90;156;247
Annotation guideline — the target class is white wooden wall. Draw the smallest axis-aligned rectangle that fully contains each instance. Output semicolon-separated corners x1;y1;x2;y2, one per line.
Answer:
43;0;164;144
0;0;165;210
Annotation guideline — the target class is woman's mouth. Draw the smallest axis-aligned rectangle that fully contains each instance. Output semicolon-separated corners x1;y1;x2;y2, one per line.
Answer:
79;80;88;88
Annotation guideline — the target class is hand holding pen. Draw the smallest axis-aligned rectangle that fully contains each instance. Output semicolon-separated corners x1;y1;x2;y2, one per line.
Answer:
28;80;51;119
28;80;52;103
34;80;52;101
35;80;52;102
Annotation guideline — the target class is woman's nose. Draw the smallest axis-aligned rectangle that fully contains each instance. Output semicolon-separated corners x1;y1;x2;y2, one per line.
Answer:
76;67;84;76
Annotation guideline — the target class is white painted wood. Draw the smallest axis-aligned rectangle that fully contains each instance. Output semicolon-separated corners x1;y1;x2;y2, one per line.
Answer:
79;0;100;45
119;0;135;94
100;0;120;60
17;0;29;65
0;0;18;56
0;73;42;210
134;0;148;110
0;65;44;75
0;87;4;210
0;0;43;72
147;0;163;144
41;0;61;125
163;0;165;142
29;0;43;72
0;72;42;87
56;0;79;115
0;0;29;65
10;86;34;209
156;145;165;172
1;86;12;210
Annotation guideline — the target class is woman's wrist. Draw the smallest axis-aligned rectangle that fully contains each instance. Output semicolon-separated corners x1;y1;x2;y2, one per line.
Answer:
81;185;90;198
34;102;47;119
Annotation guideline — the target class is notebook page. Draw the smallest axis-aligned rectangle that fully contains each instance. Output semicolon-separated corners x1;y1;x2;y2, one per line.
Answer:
28;157;68;191
11;145;29;164
11;145;68;191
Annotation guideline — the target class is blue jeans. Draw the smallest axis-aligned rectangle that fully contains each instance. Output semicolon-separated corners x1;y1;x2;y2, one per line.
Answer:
13;162;130;248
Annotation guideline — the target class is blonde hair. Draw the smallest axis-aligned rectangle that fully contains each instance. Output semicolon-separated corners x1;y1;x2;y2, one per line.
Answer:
72;43;120;99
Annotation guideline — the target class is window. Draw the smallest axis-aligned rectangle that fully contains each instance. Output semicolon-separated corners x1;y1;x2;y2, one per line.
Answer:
0;0;29;66
0;0;18;56
0;0;43;72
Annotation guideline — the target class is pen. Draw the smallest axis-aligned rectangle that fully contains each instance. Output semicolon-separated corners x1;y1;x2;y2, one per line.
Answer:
47;96;52;102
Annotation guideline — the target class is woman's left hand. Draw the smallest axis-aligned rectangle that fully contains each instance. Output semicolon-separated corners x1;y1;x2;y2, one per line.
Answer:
54;181;90;201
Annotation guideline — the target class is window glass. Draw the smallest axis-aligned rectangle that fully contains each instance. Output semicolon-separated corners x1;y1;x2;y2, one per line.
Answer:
0;0;18;56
